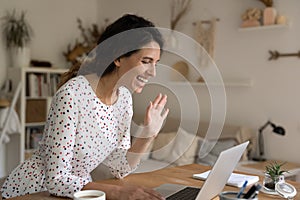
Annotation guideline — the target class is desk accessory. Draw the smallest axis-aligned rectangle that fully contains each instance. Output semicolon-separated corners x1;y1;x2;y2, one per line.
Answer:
275;182;297;199
243;183;261;199
252;120;285;161
219;191;258;200
263;161;288;191
236;180;248;198
260;181;297;199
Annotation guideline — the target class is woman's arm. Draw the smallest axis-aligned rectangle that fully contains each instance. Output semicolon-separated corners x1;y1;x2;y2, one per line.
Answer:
82;182;164;200
127;94;169;168
43;87;91;198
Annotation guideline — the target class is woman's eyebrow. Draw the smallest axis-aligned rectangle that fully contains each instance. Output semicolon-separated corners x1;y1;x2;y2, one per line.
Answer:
142;57;160;62
142;57;153;61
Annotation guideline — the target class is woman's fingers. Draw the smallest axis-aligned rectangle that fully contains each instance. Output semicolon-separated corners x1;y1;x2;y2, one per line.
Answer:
119;185;165;200
144;101;153;125
152;93;162;106
143;93;169;136
153;94;167;111
144;188;165;200
161;108;169;119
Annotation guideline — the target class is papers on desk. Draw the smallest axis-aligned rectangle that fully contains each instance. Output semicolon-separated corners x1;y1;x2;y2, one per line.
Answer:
193;170;259;188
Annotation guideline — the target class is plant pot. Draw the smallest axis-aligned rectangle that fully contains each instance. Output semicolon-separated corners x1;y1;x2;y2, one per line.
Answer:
9;47;31;68
263;173;285;192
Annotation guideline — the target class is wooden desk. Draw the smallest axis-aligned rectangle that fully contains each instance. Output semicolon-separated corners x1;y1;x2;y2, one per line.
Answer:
237;160;300;182
5;164;300;200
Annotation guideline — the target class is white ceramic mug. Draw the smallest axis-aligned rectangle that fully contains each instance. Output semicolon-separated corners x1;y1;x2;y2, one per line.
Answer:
73;190;106;200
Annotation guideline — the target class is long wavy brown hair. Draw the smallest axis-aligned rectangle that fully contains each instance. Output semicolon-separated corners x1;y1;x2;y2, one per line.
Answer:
58;14;164;89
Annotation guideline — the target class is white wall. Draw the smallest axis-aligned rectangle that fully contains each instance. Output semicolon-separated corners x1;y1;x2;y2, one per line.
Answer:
0;0;299;166
0;0;99;85
0;0;99;177
98;0;300;164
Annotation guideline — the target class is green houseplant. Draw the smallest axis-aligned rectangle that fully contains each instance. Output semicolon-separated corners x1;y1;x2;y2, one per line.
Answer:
263;161;288;191
1;9;33;67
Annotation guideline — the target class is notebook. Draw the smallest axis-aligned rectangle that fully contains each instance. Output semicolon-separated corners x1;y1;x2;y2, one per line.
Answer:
193;170;259;188
155;141;249;200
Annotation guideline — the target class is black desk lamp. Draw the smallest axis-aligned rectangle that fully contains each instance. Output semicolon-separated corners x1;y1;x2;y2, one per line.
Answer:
252;120;285;162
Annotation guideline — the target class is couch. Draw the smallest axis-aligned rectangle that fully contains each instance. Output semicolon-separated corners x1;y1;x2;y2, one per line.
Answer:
132;117;256;173
91;117;256;179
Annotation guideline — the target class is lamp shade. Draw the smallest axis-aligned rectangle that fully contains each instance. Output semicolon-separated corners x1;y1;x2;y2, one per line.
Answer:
272;125;285;135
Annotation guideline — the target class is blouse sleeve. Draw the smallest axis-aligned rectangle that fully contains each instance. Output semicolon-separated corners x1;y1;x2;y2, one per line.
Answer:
102;125;134;179
102;88;136;178
43;88;89;198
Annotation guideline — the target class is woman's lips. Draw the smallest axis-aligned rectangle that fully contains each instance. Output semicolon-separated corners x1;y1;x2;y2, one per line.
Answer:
136;75;148;83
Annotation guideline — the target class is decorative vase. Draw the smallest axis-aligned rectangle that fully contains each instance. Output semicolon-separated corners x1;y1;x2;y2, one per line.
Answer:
263;173;285;192
263;7;277;25
9;47;31;68
276;15;287;25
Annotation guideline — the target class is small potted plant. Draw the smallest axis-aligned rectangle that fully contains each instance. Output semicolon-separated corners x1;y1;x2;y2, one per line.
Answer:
263;161;288;191
1;9;33;67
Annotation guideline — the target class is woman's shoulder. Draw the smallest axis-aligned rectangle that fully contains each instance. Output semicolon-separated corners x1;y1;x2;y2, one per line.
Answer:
117;86;133;108
118;86;132;99
55;76;90;96
58;76;89;90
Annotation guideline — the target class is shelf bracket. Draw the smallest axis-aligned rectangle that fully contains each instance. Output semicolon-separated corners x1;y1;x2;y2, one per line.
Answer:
268;50;300;60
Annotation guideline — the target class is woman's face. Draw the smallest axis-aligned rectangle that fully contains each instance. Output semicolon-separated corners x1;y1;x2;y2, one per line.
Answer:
115;41;161;93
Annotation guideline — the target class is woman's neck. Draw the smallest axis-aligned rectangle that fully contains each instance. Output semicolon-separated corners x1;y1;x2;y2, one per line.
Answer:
98;76;119;105
86;73;119;105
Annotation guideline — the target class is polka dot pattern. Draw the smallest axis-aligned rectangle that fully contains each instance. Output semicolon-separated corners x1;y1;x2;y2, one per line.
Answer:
1;76;133;198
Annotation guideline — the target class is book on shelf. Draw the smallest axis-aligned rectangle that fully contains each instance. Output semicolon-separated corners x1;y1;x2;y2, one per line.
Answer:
28;73;39;97
27;73;61;97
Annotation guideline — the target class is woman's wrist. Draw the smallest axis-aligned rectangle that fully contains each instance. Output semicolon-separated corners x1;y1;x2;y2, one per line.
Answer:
133;124;157;140
131;136;154;151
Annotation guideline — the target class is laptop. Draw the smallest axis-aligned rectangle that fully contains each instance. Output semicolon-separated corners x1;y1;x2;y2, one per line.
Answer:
155;141;249;200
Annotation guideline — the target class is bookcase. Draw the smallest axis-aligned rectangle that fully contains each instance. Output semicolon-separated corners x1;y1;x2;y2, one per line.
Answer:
7;67;67;166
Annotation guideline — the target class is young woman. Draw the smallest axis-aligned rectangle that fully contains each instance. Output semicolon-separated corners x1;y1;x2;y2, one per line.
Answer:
1;14;168;200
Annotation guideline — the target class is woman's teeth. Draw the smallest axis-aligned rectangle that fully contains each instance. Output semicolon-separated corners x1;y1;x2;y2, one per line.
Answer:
137;76;148;83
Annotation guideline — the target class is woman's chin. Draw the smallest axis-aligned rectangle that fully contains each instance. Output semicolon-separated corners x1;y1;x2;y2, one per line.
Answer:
134;87;144;93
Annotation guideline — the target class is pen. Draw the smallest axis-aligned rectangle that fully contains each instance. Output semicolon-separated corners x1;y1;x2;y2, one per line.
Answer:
236;180;248;198
249;184;261;199
243;183;261;199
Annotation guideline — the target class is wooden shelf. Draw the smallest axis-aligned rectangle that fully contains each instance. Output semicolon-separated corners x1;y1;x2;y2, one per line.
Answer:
6;67;66;169
22;66;67;74
167;79;253;87
238;24;289;31
25;122;45;127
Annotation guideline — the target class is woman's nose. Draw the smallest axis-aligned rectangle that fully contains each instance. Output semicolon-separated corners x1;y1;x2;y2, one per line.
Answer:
146;65;156;77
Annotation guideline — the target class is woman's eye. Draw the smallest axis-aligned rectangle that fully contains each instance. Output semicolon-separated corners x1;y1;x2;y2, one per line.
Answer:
142;61;151;64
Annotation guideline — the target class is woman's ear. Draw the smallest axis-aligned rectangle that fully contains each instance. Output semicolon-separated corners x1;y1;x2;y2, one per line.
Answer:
114;58;121;67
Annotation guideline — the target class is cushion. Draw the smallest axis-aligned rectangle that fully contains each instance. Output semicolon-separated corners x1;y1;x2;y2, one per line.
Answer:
196;138;237;166
151;132;177;161
151;127;200;166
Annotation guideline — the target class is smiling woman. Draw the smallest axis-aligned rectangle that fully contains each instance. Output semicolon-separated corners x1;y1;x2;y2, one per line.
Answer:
1;14;168;200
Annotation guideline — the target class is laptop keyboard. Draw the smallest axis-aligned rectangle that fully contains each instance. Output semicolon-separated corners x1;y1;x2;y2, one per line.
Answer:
166;187;201;200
